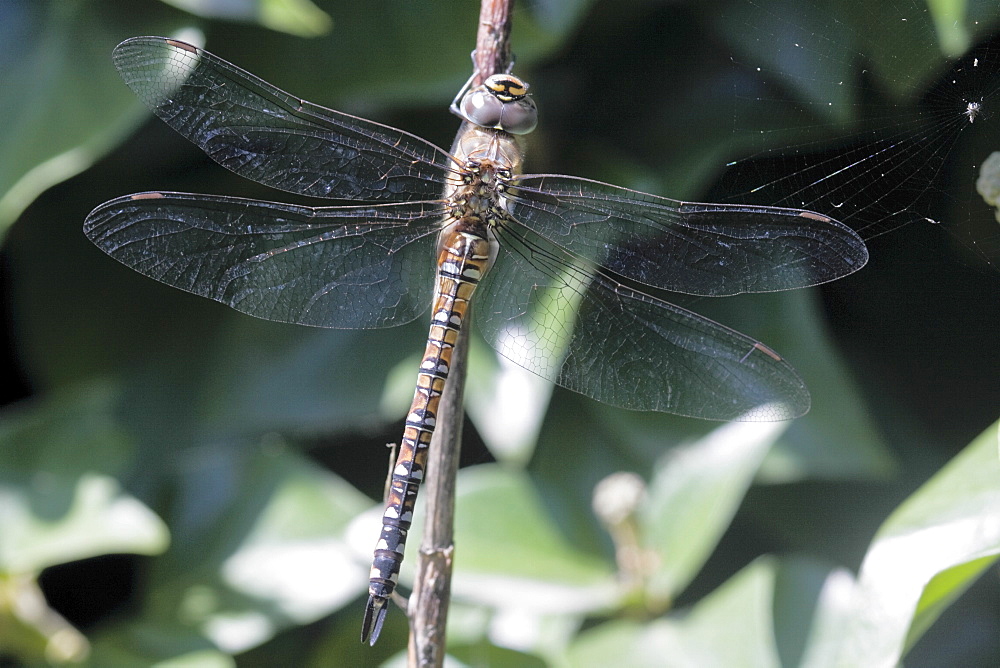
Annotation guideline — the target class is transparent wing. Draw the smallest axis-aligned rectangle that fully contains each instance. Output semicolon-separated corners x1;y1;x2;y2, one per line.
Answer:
84;192;446;328
507;174;868;296
113;36;457;201
476;222;810;421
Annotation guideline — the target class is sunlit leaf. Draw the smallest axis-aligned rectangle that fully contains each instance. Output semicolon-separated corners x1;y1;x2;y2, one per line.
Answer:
926;0;970;56
0;2;173;236
0;384;168;573
436;465;616;612
0;573;89;664
643;419;786;602
567;559;782;668
157;0;332;37
360;463;620;640
465;326;556;467
977;151;1000;222
820;421;1000;667
88;621;235;667
0;473;169;574
774;558;855;668
448;642;548;668
143;442;371;653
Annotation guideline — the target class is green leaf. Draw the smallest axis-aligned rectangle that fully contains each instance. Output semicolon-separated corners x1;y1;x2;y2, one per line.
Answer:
0;384;168;573
567;559;782;668
210;446;371;616
683;289;895;484
0;473;169;574
152;650;236;667
820;420;1000;667
0;384;167;664
464;334;555;467
194;316;423;436
927;0;971;56
414;464;616;612
977;151;1000;223
0;573;89;664
643;419;786;602
140;442;372;653
748;290;897;483
448;642;548;668
88;621;235;667
906;554;998;650
0;2;170;237
772;557;853;668
157;0;333;37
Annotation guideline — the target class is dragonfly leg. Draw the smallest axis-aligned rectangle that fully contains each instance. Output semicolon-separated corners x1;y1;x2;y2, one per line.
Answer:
449;54;480;119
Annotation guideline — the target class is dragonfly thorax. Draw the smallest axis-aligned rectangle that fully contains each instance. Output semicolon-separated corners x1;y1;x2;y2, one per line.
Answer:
447;127;521;231
453;126;523;171
448;162;511;228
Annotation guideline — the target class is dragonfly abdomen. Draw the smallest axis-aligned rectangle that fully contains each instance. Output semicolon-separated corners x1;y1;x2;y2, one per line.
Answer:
363;220;493;644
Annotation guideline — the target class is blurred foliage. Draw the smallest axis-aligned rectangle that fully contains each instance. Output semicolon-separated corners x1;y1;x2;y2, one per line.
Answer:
979;151;1000;221
1;0;999;666
157;0;334;37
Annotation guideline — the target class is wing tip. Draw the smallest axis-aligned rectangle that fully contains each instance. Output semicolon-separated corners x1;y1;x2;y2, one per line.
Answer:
164;38;199;53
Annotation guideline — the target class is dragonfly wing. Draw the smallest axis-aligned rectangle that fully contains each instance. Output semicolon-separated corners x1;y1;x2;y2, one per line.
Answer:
476;223;810;421
85;192;444;328
113;37;455;201
507;174;868;296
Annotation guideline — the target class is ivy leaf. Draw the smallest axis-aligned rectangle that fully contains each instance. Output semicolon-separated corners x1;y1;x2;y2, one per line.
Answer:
815;421;1000;667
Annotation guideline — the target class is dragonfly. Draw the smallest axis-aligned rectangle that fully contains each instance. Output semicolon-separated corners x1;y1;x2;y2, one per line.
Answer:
84;37;868;645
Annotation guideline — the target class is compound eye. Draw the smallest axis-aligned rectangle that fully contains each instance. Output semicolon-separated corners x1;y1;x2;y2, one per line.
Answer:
499;97;537;135
460;88;505;129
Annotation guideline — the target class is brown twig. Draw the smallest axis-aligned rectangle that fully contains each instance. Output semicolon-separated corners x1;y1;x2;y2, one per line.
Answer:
473;0;515;85
406;0;516;665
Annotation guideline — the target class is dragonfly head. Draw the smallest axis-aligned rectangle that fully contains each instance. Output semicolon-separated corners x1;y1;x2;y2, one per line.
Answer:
459;74;538;135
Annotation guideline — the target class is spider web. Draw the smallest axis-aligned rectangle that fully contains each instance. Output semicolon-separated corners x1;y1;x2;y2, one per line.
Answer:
715;0;1000;271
